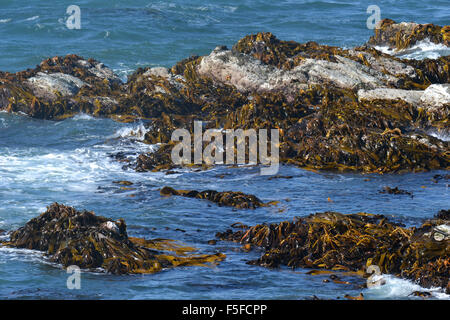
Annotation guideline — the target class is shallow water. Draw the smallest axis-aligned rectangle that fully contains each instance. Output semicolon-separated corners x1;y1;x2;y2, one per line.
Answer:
0;0;449;300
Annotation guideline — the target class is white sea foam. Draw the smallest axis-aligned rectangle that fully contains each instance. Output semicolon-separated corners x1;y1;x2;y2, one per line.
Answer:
0;133;156;196
71;113;97;121
375;39;450;60
110;123;150;141
0;18;12;23
25;16;39;21
0;247;44;263
428;130;450;142
365;274;449;300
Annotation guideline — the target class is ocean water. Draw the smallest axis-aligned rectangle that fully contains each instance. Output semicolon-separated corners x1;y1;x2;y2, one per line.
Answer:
0;0;449;300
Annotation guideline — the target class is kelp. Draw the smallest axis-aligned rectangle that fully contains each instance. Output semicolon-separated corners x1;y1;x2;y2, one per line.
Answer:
368;19;450;50
0;203;225;274
379;186;413;197
160;186;274;209
216;210;450;293
1;20;449;174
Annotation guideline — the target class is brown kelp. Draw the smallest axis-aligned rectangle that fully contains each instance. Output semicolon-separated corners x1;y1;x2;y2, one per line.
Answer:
160;186;274;209
0;203;225;274
216;210;450;293
1;20;449;174
368;19;450;51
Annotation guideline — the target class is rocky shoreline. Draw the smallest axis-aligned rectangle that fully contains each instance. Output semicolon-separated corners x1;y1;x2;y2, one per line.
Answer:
1;19;449;295
1;19;448;173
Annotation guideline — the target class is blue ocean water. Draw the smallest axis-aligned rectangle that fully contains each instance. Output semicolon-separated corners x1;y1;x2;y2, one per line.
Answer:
0;1;449;300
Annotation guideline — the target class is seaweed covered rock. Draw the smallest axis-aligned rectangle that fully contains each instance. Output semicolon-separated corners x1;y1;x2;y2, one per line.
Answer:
160;186;271;209
216;210;450;293
0;55;124;120
0;203;225;274
368;19;450;51
1;21;449;173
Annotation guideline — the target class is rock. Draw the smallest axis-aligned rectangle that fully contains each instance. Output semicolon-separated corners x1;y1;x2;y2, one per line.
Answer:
420;84;450;108
112;180;134;186
367;19;450;51
379;186;413;197
26;72;88;100
216;210;449;293
1;24;449;173
410;291;432;298
357;88;423;106
160;186;270;209
344;293;364;300
347;47;418;79
0;203;225;274
436;209;450;220
358;84;450;109
79;60;122;84
197;47;397;99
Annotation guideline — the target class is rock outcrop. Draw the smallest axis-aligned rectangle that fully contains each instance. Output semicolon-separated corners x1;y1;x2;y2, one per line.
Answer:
368;18;450;51
160;186;273;209
1;20;449;173
217;210;450;293
0;203;225;274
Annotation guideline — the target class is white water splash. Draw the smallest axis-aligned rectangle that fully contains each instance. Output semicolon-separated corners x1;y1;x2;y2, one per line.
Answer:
375;39;450;60
428;130;450;142
25;16;39;21
110;123;151;141
365;274;449;300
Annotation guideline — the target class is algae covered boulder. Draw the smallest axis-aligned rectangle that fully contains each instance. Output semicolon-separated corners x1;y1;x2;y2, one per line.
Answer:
1;203;225;274
1;19;449;174
160;186;272;209
217;210;450;293
368;18;450;51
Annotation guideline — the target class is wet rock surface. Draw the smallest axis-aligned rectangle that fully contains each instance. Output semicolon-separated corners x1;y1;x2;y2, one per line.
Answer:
1;21;449;173
216;210;450;293
0;203;225;274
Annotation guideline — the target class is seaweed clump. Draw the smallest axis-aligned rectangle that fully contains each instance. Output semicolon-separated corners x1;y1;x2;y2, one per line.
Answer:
160;186;271;209
368;19;450;50
0;203;225;274
217;210;450;293
379;186;413;197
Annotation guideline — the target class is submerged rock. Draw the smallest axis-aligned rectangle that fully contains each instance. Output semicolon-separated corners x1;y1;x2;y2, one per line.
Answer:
216;210;450;293
379;186;413;197
0;203;225;274
160;186;271;209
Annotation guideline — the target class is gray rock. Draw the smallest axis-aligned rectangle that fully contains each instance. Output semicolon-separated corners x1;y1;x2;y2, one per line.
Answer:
347;49;417;79
420;84;450;108
358;84;450;109
76;59;122;84
357;88;423;105
26;72;88;100
197;48;403;101
142;67;186;93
